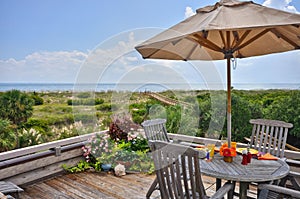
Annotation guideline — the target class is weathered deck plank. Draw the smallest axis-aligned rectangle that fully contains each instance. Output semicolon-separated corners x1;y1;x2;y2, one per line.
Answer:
57;174;113;199
21;172;161;199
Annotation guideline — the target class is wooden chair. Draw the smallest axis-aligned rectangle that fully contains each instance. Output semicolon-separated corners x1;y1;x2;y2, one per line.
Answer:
141;119;170;199
149;140;234;199
142;118;170;143
258;183;300;199
249;119;293;158
249;119;300;196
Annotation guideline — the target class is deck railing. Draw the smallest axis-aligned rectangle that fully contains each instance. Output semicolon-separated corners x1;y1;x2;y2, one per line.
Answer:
0;131;299;186
0;131;105;185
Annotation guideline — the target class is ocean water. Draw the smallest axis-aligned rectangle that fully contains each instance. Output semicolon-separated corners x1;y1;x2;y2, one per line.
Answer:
0;83;299;92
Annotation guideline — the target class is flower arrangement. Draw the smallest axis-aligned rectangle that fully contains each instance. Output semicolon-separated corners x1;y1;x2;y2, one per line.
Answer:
63;114;154;174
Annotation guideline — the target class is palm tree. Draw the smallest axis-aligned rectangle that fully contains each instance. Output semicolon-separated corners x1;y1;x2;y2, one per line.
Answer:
0;90;34;147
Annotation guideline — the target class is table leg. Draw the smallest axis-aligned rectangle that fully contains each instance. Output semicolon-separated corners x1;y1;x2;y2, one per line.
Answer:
239;182;249;199
216;178;221;190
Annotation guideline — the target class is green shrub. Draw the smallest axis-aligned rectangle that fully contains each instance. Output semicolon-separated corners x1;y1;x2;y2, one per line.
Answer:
231;94;252;142
67;99;72;106
38;105;72;114
132;115;144;124
24;118;50;136
62;160;93;173
31;93;44;105
96;103;112;111
44;114;75;126
264;91;300;137
68;98;104;106
74;114;97;124
95;98;104;105
0;119;16;152
76;92;91;98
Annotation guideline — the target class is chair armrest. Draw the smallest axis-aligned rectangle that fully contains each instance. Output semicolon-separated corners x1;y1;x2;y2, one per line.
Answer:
258;184;300;199
286;159;300;167
211;182;234;199
289;171;300;178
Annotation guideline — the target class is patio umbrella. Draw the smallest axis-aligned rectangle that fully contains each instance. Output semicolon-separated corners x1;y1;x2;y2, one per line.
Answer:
135;0;300;147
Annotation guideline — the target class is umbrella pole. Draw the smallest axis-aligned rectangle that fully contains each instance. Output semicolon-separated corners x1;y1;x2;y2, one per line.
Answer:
227;57;231;148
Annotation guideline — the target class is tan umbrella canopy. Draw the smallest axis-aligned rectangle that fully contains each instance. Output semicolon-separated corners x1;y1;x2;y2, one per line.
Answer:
135;0;300;147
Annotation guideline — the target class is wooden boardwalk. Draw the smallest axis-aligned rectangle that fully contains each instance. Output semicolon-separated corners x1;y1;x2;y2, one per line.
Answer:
145;92;191;107
19;171;257;199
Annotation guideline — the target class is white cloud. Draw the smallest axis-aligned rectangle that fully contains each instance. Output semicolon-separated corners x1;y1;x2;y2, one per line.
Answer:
0;31;148;84
185;6;196;18
0;50;87;83
262;0;299;13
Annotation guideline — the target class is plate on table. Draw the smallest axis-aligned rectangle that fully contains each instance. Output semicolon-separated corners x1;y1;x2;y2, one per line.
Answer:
195;145;220;152
236;148;258;155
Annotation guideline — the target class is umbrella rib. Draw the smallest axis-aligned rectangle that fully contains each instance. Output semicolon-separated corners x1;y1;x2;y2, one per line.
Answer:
234;28;271;52
191;33;223;52
231;31;239;47
219;31;226;48
188;36;219;52
226;31;231;49
185;43;199;60
270;28;300;49
232;30;251;50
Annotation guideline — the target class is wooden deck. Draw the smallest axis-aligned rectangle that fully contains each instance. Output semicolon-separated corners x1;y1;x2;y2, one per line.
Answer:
19;171;258;199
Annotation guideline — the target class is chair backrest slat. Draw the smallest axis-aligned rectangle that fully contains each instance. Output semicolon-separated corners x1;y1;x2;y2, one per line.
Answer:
258;124;265;152
267;126;275;154
281;128;289;157
249;119;293;158
262;125;270;154
149;141;207;199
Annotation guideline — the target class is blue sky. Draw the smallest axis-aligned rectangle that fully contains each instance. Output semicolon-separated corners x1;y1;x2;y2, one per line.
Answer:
0;0;300;88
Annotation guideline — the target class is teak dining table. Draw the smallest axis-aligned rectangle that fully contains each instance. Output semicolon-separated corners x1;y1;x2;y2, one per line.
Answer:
200;154;290;199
